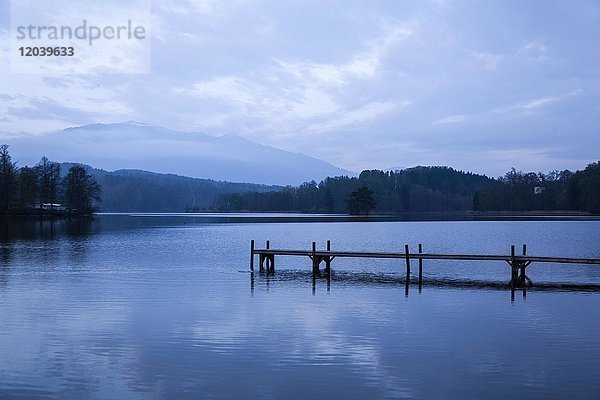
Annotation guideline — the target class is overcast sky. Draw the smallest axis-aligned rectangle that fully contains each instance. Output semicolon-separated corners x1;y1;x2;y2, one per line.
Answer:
1;0;599;177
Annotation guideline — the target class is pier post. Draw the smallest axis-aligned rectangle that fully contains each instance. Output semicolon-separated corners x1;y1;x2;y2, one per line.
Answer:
269;254;275;273
325;240;331;274
510;245;519;286
405;244;411;277
250;240;255;271
312;241;320;275
265;240;272;273
405;244;411;296
405;244;410;298
418;243;423;288
520;244;527;285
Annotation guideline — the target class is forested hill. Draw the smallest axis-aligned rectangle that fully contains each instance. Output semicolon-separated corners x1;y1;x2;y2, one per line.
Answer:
213;167;494;213
473;162;600;214
5;143;597;214
61;164;280;212
75;164;494;213
23;160;600;215
212;163;600;215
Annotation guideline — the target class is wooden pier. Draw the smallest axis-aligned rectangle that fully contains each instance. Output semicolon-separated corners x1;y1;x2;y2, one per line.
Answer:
250;240;600;290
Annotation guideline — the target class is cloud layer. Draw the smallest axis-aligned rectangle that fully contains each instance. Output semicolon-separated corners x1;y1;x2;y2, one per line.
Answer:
1;0;599;177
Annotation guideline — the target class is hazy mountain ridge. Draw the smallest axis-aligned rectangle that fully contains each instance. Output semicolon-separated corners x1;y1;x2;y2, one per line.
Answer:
7;122;354;185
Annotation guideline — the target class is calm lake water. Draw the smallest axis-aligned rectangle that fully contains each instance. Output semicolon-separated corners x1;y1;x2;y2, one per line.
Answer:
1;214;600;399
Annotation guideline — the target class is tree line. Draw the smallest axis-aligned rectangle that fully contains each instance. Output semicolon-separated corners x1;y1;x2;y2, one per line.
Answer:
473;163;600;214
3;141;598;215
212;166;493;214
0;145;101;215
212;163;600;215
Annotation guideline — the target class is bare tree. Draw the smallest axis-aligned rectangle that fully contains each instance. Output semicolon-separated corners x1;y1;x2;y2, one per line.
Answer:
36;156;62;208
0;144;18;210
64;165;101;214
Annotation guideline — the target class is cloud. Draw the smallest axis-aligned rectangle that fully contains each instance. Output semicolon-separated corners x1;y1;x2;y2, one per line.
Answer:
519;40;548;60
519;96;557;110
170;0;246;18
434;114;467;125
177;20;415;138
307;101;403;134
189;76;259;105
476;147;589;176
275;20;416;84
495;90;581;114
472;52;503;70
432;90;582;127
0;1;598;176
8;0;152;74
345;22;416;78
0;74;136;135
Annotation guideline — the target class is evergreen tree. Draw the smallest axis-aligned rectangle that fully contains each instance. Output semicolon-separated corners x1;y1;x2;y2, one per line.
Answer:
348;186;376;215
578;162;600;214
400;183;410;211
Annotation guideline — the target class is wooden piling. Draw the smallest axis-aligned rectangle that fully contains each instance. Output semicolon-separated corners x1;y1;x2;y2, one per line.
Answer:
418;243;423;287
510;245;518;286
325;240;331;274
250;240;255;271
312;241;319;275
405;245;410;296
405;244;411;278
265;240;271;273
520;244;527;285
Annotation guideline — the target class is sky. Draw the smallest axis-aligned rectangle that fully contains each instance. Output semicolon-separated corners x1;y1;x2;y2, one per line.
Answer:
0;0;599;178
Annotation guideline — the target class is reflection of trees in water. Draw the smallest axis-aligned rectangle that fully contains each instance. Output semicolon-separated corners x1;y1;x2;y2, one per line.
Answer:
64;218;94;265
0;217;94;241
0;217;96;279
64;218;93;237
0;219;13;287
0;246;9;287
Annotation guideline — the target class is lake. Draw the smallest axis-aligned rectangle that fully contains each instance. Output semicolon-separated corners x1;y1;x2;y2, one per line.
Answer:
1;214;599;399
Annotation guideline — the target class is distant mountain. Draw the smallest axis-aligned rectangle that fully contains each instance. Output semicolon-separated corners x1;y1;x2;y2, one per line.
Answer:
60;163;280;212
7;122;353;185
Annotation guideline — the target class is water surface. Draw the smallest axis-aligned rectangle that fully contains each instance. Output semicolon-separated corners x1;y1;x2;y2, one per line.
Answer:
1;215;599;399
